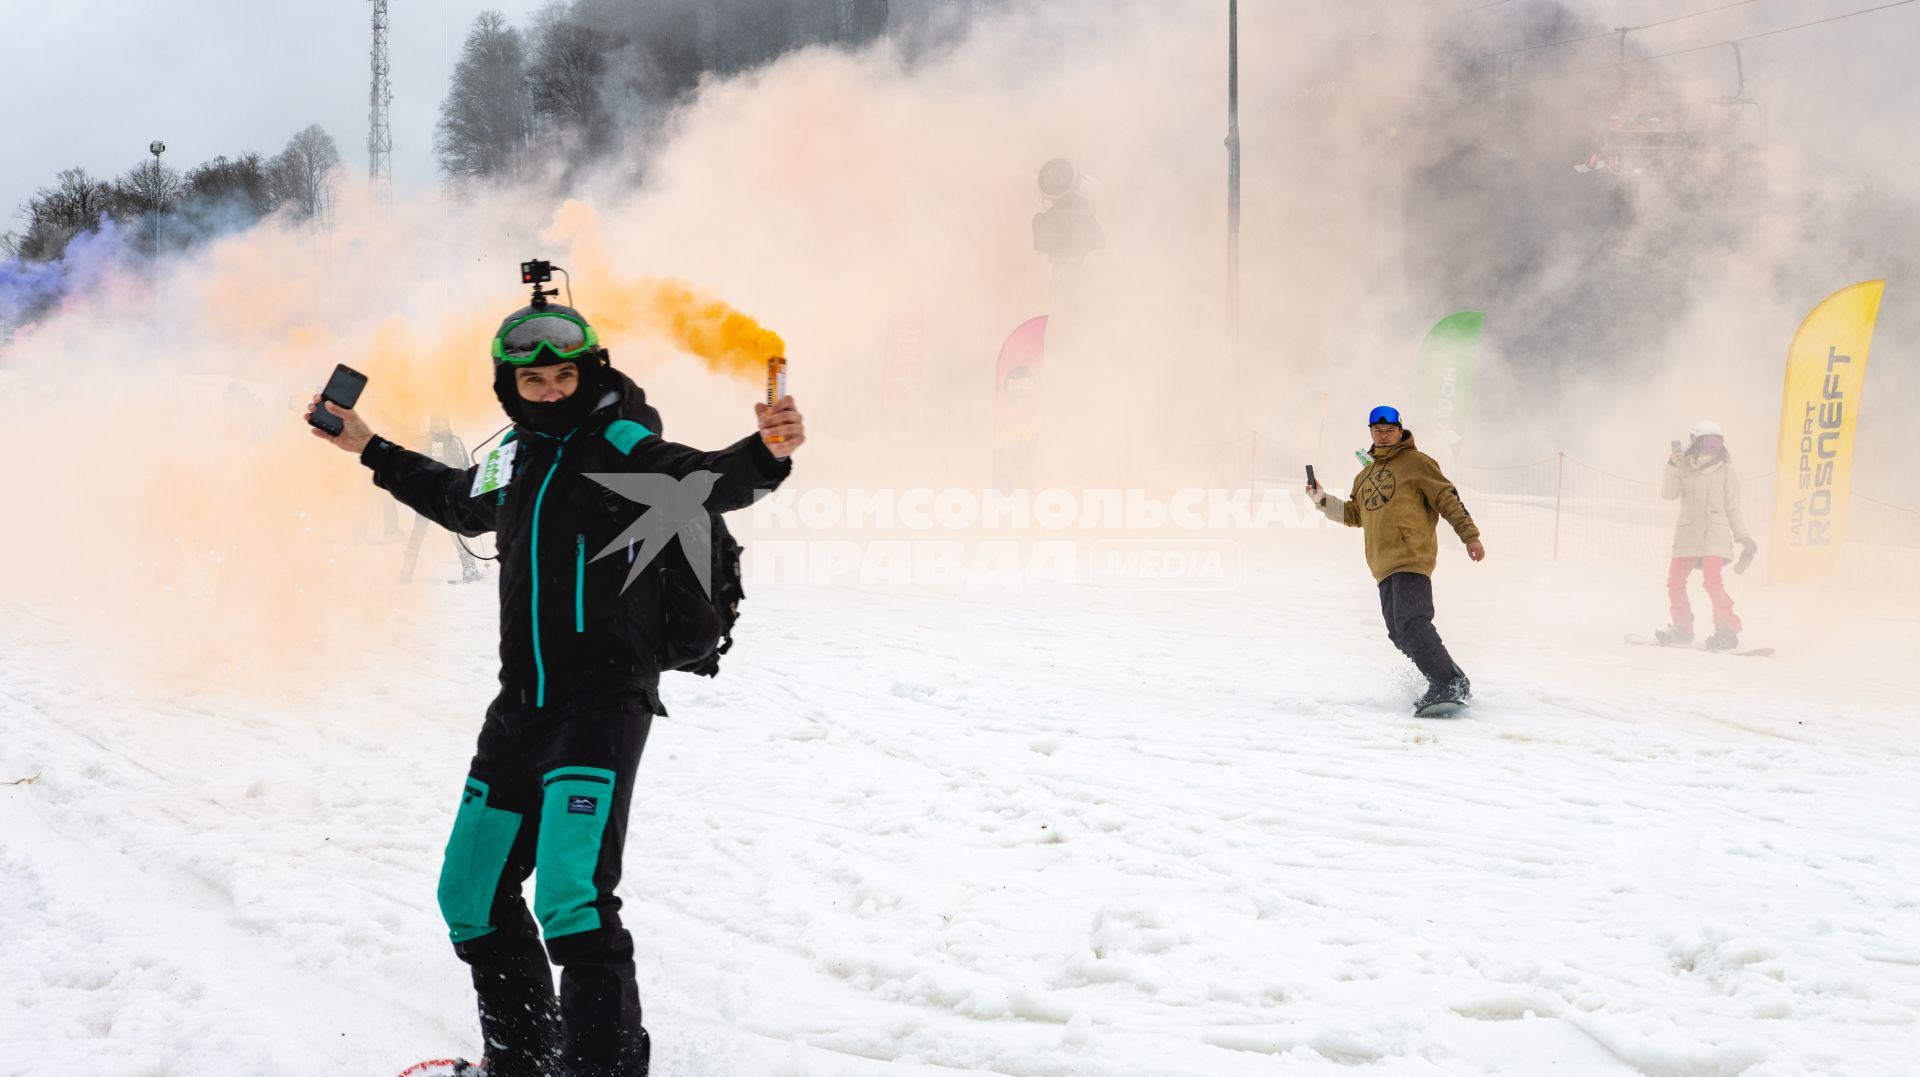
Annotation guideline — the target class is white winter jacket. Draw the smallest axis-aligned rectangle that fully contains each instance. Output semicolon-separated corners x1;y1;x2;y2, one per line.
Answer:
1661;451;1751;561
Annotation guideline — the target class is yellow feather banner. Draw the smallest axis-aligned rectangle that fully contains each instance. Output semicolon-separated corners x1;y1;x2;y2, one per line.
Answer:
1770;280;1884;582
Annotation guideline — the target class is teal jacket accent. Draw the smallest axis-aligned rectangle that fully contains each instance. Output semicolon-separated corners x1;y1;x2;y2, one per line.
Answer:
361;369;789;709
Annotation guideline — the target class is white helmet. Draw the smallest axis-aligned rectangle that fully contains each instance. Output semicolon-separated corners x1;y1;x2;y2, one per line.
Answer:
1689;419;1724;440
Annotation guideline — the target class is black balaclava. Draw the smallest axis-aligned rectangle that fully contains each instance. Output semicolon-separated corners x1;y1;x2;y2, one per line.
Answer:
501;362;609;436
492;302;611;437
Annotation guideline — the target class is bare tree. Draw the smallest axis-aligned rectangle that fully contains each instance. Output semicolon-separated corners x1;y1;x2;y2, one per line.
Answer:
185;153;280;221
588;0;884;124
272;125;342;221
112;157;185;255
5;167;114;262
113;158;183;217
436;11;533;181
528;2;610;153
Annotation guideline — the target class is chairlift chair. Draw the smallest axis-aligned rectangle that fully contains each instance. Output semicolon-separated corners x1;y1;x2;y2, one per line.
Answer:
1707;42;1762;133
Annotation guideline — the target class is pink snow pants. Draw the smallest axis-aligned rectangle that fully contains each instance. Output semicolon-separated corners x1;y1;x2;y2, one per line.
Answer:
1667;556;1742;634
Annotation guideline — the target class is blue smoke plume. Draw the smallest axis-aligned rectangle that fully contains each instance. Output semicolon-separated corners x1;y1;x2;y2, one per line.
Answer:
0;217;128;325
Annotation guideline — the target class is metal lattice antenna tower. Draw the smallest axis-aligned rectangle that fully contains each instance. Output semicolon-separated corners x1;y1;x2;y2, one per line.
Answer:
368;0;393;197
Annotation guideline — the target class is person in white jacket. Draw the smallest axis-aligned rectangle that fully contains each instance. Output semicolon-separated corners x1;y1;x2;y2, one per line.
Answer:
1655;420;1757;650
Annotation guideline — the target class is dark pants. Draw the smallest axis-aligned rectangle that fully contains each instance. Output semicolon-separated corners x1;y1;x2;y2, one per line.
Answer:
1377;571;1464;685
438;688;654;1077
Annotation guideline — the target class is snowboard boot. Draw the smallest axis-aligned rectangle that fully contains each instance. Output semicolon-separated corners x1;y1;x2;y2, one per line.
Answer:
1654;624;1693;646
1412;676;1467;715
1703;628;1739;652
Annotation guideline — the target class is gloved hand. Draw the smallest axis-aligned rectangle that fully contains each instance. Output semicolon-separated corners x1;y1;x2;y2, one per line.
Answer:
1734;536;1759;574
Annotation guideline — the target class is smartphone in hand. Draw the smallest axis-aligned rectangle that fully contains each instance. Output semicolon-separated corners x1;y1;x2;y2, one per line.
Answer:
308;364;368;436
1305;464;1319;492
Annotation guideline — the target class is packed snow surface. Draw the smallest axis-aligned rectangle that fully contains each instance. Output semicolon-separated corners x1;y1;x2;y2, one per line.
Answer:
4;524;1918;1076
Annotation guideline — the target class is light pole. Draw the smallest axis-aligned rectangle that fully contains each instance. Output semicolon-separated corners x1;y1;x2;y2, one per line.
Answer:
1226;1;1241;382
147;140;167;257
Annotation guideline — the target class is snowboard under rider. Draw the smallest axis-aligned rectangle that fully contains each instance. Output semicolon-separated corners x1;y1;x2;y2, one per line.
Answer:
1654;420;1755;651
307;300;806;1077
1308;406;1485;713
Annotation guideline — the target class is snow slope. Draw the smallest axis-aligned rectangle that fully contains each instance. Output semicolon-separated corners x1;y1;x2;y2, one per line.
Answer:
4;526;1920;1077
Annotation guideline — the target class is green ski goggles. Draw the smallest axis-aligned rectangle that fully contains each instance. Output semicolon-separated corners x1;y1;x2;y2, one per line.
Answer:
492;312;601;365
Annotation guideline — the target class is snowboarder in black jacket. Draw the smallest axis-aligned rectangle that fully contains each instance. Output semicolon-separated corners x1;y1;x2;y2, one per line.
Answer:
307;301;805;1077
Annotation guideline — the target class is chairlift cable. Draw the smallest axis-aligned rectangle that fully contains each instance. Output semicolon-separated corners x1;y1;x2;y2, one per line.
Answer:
1492;0;1917;89
1470;0;1764;61
1472;28;1614;60
1636;0;1766;34
1645;0;1917;60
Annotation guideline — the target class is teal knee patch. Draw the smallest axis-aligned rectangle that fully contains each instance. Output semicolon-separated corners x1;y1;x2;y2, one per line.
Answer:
534;766;617;939
438;778;523;944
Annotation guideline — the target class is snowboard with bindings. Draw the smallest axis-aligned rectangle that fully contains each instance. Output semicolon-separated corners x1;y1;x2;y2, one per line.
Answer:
1414;697;1469;718
394;1061;485;1077
1624;634;1774;657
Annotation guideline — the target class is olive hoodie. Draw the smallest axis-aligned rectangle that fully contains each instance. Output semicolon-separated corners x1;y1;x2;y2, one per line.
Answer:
1317;430;1480;582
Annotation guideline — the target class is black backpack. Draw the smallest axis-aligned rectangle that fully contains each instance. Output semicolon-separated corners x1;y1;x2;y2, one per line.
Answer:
605;375;746;679
651;512;744;678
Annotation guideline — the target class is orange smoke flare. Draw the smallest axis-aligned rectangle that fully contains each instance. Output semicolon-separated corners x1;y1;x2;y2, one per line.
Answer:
543;199;785;381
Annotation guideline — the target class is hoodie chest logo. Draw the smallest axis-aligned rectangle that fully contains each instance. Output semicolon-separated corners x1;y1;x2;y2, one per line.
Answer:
1359;466;1397;511
471;441;519;497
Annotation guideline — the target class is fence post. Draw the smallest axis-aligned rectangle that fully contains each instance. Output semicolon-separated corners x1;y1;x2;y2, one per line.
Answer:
1553;452;1565;561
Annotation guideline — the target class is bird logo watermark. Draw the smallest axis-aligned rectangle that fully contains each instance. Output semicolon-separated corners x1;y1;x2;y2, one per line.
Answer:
584;470;720;595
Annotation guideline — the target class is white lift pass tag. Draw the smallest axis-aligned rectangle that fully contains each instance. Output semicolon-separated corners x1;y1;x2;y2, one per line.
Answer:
471;441;518;497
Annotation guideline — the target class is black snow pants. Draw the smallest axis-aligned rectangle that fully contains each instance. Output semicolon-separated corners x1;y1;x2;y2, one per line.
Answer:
436;686;654;1077
1377;571;1465;685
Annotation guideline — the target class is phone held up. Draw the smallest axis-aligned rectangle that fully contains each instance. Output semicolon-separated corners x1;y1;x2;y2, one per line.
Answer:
307;364;369;437
1305;463;1319;492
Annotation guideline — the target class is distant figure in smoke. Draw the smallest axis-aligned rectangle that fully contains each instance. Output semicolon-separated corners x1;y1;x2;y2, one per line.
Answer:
1654;420;1756;650
1308;406;1486;716
1032;160;1103;262
401;416;484;584
306;298;806;1077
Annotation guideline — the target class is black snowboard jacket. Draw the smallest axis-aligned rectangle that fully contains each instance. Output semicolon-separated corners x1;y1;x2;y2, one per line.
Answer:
360;371;790;711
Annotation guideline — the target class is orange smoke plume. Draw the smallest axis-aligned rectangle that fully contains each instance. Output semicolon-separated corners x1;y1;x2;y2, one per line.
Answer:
543;200;785;381
620;276;786;379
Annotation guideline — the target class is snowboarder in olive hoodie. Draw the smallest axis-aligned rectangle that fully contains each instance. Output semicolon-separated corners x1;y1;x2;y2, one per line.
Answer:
1309;406;1486;714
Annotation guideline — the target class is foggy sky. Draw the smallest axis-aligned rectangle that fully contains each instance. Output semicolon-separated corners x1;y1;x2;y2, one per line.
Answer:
8;0;1917;230
4;0;550;220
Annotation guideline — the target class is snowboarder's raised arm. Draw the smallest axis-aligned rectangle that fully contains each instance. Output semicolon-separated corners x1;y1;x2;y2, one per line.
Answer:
361;436;498;537
598;394;803;514
1313;487;1360;527
305;393;497;536
612;430;791;514
1661;456;1683;500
